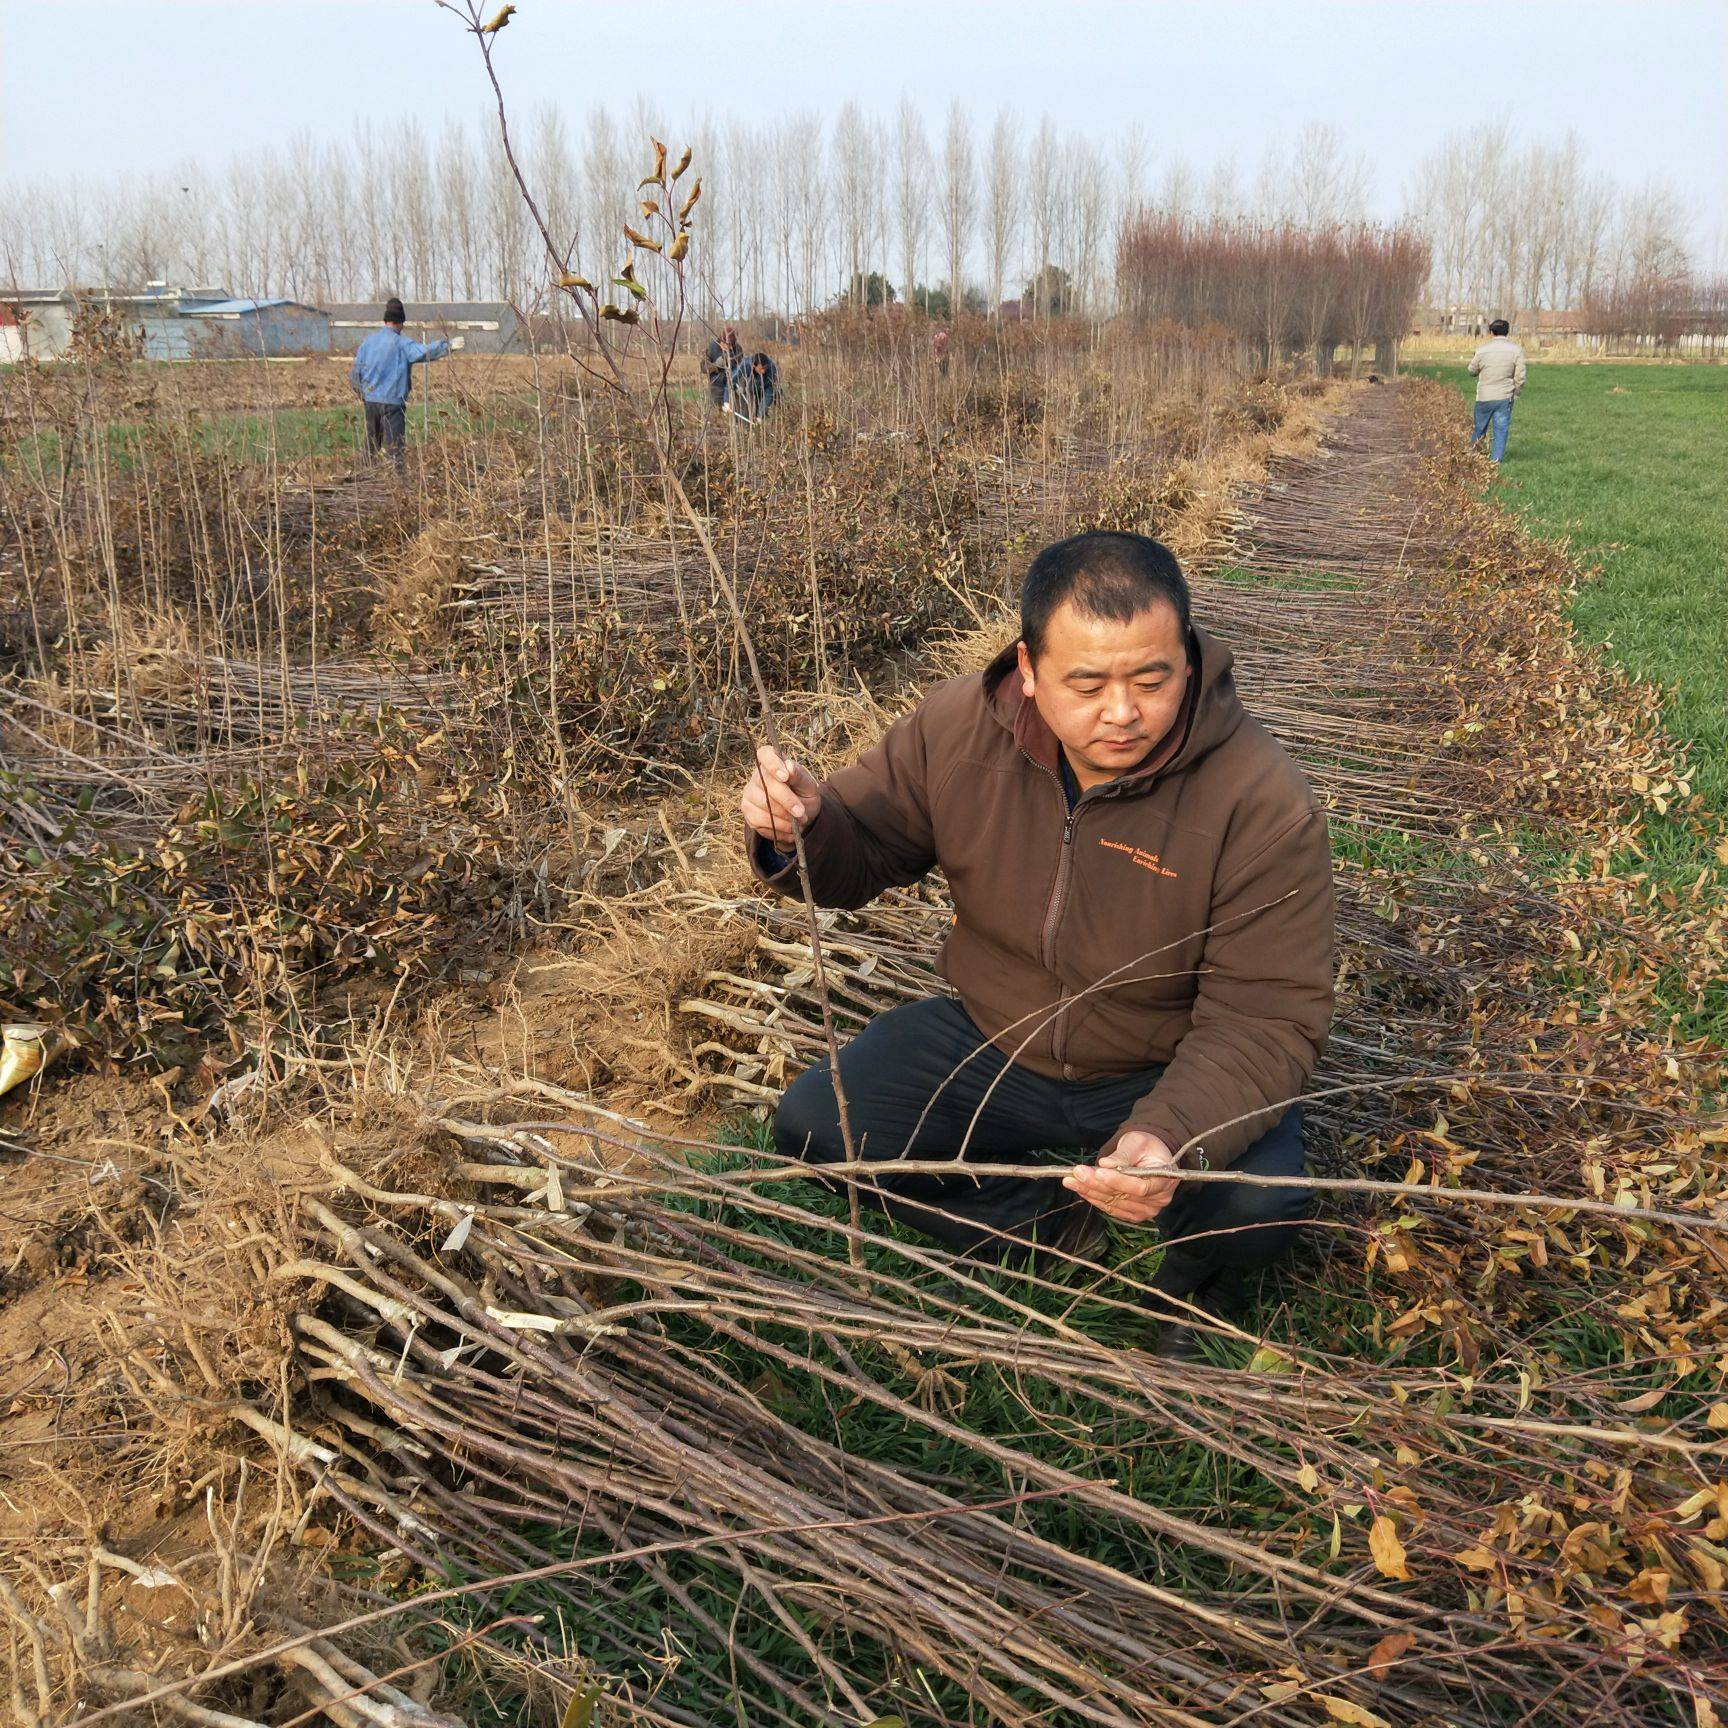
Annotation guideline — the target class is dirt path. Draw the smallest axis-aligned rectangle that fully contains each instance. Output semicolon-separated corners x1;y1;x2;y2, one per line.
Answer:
1231;379;1458;575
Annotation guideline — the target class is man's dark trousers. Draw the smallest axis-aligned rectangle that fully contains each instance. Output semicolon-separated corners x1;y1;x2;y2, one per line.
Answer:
364;401;406;465
774;995;1312;1294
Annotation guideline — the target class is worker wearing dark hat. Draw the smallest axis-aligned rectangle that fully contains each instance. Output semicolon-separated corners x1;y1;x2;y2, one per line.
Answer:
349;298;453;466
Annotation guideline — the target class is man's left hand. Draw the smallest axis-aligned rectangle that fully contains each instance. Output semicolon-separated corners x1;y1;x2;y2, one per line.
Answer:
1063;1130;1180;1223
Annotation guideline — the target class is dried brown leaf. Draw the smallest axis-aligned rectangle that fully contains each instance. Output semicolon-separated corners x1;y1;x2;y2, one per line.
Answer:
1365;1630;1415;1677
1368;1515;1411;1580
1320;1696;1391;1728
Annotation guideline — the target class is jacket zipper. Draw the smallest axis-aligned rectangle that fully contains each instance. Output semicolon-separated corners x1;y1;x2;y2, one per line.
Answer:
1027;730;1182;1078
1037;775;1081;1077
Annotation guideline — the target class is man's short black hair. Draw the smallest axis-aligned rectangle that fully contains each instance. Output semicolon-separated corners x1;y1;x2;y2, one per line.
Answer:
384;296;406;326
1489;317;1510;336
1021;531;1191;660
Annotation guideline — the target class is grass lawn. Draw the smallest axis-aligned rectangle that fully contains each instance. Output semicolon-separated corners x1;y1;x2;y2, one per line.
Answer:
1415;361;1728;1049
196;403;367;460
201;397;539;460
1411;361;1728;810
5;395;533;475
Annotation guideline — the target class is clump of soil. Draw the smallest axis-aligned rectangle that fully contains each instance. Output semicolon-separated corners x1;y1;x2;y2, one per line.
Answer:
442;868;761;1107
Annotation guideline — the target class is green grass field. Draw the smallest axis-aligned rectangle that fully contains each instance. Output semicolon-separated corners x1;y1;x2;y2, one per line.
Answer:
1413;361;1728;809
201;394;539;461
1414;360;1728;1050
5;394;530;476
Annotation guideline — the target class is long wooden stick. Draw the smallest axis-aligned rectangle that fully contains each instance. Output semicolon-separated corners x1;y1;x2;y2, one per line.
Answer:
661;1156;1723;1234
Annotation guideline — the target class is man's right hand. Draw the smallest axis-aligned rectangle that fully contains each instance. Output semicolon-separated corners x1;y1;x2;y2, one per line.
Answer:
741;745;822;850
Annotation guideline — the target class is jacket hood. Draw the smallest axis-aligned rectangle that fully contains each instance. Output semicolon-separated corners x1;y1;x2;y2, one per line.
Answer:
750;615;1334;1164
981;625;1245;792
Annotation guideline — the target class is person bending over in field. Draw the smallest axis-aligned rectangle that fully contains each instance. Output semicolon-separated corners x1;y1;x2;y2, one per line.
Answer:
740;532;1336;1355
704;323;743;414
731;351;779;420
349;297;452;468
1467;317;1526;464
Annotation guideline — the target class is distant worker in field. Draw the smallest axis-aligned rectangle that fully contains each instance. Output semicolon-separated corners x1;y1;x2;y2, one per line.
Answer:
350;297;453;467
740;531;1336;1357
1467;317;1526;464
931;326;951;377
704;323;743;414
732;350;779;420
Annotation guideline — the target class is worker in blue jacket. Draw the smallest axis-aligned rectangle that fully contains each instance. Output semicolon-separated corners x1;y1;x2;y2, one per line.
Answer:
731;350;779;420
349;297;453;465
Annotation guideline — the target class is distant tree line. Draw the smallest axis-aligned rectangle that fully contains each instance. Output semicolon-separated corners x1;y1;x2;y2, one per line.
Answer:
1404;120;1703;322
1119;217;1429;373
1579;273;1728;356
1;106;1706;337
0;112;1399;321
0;102;1128;319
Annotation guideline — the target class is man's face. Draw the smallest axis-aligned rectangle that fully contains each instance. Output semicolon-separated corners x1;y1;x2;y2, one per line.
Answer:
1015;598;1190;788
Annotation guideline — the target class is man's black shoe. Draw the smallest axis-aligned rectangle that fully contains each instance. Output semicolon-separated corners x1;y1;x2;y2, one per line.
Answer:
1144;1267;1250;1361
1149;1313;1206;1361
1034;1203;1110;1275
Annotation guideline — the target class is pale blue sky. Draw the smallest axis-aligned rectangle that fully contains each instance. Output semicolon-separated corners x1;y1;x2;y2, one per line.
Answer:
3;0;1724;257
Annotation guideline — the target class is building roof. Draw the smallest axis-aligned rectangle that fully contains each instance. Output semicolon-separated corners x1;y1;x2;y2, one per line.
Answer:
321;301;514;321
178;297;315;317
1;286;240;308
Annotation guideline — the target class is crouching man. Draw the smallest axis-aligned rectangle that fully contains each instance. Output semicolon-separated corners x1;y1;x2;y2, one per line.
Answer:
740;532;1336;1350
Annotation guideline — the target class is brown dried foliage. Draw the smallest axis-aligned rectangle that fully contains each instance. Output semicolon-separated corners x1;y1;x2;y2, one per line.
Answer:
4;360;1725;1726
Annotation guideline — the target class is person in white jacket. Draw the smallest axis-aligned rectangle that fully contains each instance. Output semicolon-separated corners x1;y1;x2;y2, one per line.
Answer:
1467;318;1527;463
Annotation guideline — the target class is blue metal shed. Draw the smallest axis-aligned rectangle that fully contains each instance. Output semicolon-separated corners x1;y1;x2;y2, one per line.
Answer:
175;298;331;358
137;312;196;360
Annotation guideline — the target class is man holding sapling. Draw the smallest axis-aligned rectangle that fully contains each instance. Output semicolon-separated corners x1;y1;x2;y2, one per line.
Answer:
740;531;1335;1352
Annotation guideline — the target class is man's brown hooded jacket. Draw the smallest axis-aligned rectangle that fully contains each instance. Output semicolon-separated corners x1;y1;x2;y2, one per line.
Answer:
752;629;1336;1167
